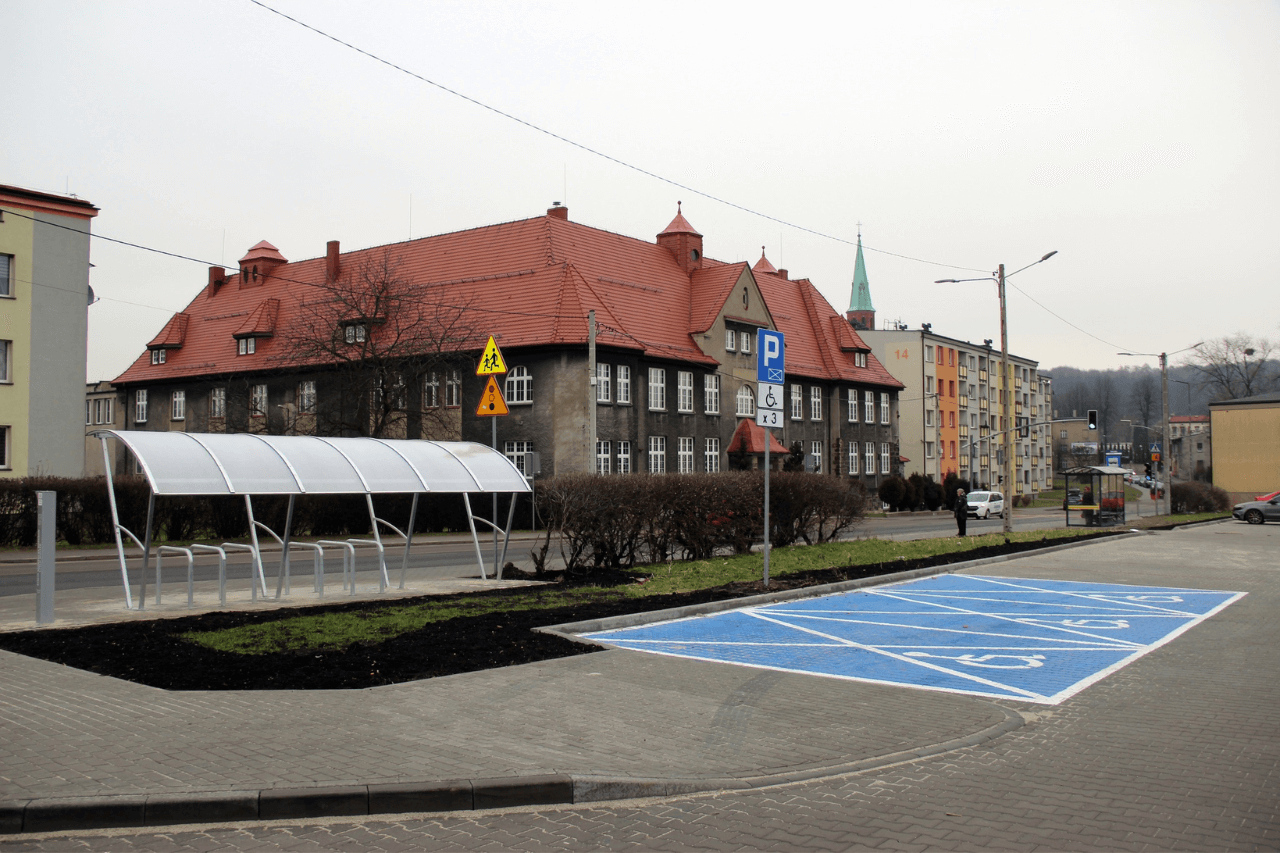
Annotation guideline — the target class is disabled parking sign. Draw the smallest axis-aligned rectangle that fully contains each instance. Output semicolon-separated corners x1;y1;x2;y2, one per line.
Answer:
757;329;784;384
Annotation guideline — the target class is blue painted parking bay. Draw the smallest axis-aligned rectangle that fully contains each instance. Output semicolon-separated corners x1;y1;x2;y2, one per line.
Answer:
583;575;1244;705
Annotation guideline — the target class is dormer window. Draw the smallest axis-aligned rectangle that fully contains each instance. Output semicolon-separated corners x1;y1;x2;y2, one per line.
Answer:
150;349;167;365
344;323;368;344
237;337;256;355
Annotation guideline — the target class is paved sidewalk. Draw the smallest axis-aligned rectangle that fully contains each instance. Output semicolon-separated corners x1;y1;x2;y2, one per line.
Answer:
0;521;1275;844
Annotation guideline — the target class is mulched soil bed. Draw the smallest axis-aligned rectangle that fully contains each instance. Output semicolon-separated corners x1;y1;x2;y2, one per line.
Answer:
0;533;1120;691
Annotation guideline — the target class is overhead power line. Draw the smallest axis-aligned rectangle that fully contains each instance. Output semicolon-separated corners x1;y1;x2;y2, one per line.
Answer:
248;0;987;274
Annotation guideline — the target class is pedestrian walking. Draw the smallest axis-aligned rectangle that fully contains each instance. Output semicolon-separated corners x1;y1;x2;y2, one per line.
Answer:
954;488;968;536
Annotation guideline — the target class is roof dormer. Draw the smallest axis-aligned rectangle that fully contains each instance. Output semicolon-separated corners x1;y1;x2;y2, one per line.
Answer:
238;240;287;288
657;202;703;275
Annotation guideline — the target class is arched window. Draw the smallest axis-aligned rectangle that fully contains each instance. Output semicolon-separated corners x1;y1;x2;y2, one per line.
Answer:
506;365;532;404
735;384;755;417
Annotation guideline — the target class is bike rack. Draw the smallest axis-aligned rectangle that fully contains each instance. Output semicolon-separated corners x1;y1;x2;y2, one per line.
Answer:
188;544;228;606
154;545;195;608
317;540;357;595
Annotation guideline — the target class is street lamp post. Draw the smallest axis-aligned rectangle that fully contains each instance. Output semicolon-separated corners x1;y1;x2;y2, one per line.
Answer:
938;251;1057;534
1118;343;1203;516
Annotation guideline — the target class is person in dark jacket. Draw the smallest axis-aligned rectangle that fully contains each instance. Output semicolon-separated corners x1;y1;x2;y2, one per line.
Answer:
954;488;968;536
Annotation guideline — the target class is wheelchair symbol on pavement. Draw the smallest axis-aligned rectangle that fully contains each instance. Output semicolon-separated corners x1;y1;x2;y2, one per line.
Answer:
905;652;1047;669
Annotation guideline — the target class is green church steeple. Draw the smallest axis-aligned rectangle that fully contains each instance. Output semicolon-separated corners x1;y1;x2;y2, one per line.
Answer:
846;230;875;330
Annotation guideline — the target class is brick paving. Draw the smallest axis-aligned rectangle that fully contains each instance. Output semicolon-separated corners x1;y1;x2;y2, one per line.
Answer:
2;521;1277;850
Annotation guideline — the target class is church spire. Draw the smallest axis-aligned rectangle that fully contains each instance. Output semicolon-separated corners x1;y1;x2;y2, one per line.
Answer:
846;229;875;330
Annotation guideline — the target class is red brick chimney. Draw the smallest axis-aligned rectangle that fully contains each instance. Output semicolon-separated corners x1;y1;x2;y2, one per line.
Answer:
547;203;568;221
207;266;226;297
326;240;340;281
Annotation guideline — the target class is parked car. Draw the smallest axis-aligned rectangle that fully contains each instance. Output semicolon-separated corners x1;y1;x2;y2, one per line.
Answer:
1255;490;1280;502
966;491;1005;519
1233;496;1280;525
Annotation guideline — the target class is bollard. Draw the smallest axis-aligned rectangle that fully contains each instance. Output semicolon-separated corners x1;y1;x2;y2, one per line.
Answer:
36;491;56;625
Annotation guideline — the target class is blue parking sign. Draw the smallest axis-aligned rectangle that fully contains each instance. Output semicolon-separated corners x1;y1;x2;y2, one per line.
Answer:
757;329;785;384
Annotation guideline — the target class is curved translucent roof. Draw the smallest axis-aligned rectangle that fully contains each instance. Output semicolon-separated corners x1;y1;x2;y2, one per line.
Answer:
92;430;531;496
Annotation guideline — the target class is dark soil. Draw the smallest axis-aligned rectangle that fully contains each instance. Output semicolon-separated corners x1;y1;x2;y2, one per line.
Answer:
0;534;1119;691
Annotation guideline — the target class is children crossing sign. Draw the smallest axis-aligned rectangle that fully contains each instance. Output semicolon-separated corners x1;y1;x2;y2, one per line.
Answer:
477;336;507;376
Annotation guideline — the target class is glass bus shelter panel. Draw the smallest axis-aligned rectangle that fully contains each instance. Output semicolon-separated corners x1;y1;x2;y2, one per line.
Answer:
417;441;531;493
327;438;427;494
112;430;233;495
193;433;301;495
254;435;367;494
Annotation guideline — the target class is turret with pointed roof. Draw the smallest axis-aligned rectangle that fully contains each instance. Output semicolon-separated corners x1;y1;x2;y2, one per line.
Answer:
846;232;875;330
656;201;703;276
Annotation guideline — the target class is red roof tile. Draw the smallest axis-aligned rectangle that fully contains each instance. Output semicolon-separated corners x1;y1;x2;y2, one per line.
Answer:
239;240;287;264
751;248;778;275
727;418;788;454
114;210;902;391
146;313;189;349
658;203;701;237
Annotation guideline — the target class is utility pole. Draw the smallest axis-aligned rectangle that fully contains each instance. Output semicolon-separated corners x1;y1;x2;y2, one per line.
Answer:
1160;351;1171;516
999;263;1014;534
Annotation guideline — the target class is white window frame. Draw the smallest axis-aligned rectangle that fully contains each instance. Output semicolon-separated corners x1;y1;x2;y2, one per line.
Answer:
880;392;890;424
810;386;822;421
596;440;611;474
864;391;874;423
298;380;316;414
855;352;867;368
725;328;736;351
617;365;631;404
740;332;751;354
678;437;694;474
250;384;268;418
506;366;532;405
848;441;859;475
925;409;934;427
648;436;666;474
424;373;439;408
791;384;802;420
705;437;720;473
237;337;255;356
848;390;858;423
648;368;666;411
134;389;148;423
445;370;461;407
881;442;891;474
0;340;10;383
704;373;720;415
925;345;934;363
811;440;822;473
925;441;934;459
596;364;611;402
925;376;934;394
0;254;12;298
735;384;755;417
677;371;694;413
865;441;875;474
617;440;631;474
150;349;166;365
171;390;185;421
504;440;533;475
210;387;225;419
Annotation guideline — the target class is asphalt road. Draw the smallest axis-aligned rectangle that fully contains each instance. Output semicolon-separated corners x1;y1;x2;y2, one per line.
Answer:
0;506;1098;597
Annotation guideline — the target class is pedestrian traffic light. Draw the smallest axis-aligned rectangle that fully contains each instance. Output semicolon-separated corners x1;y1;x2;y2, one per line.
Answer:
1087;410;1098;430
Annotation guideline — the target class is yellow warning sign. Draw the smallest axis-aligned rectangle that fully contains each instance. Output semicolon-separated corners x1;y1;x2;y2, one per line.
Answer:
476;376;509;417
477;335;508;376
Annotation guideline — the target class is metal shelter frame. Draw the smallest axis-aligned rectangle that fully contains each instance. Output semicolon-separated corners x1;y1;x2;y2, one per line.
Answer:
90;430;531;610
1062;464;1130;528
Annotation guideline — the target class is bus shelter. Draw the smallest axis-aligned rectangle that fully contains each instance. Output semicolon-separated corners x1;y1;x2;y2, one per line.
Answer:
1062;465;1130;528
90;430;531;610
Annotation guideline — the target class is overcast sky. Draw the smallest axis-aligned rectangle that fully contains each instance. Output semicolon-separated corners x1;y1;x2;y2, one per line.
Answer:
7;0;1278;381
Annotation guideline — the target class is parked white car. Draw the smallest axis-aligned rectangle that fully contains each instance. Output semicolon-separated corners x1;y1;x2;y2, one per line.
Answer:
966;491;1005;519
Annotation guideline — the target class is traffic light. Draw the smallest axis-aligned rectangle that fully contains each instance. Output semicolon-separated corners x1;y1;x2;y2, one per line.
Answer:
1087;410;1098;430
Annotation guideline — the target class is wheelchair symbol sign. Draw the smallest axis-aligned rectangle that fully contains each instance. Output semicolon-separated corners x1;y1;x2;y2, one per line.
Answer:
757;329;785;383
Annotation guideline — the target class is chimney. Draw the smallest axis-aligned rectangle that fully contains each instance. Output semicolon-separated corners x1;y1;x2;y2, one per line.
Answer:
326;240;340;281
547;203;568;221
777;269;789;280
207;266;226;297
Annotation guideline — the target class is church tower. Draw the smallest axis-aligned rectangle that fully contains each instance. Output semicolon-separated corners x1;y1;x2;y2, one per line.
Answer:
845;231;875;330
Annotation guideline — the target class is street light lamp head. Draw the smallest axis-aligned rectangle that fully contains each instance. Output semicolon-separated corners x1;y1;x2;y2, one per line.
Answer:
1040;251;1058;262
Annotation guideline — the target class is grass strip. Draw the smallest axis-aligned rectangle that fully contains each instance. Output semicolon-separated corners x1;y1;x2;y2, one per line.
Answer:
180;527;1129;656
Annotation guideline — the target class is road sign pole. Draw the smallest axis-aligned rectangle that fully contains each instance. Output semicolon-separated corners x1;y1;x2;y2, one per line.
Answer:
757;329;785;589
763;430;770;588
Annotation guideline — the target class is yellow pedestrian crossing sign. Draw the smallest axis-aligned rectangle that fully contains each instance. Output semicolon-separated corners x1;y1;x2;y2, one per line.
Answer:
477;336;507;376
476;376;509;417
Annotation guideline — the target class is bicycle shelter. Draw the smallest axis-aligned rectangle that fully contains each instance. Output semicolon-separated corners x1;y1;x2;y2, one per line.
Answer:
90;430;531;610
1062;464;1130;528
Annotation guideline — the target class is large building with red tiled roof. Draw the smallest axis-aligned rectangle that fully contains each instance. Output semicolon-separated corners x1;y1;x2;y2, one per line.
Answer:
112;204;903;482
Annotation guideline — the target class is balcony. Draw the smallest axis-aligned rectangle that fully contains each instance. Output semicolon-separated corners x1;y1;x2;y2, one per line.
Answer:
979;369;988;383
979;398;988;411
980;455;990;468
1015;402;1023;415
959;456;969;469
959;424;969;437
958;395;968;408
1015;376;1023;389
980;425;990;438
958;365;968;379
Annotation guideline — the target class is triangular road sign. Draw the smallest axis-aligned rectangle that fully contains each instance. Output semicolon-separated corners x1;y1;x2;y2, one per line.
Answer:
476;375;509;416
477;336;508;376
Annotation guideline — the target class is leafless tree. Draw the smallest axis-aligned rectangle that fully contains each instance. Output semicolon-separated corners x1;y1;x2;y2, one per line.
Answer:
280;249;482;438
1183;333;1278;402
1129;371;1158;428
